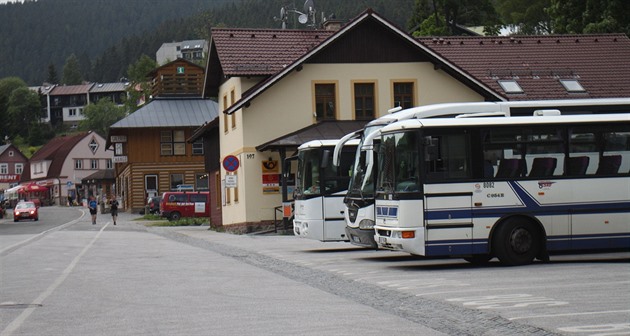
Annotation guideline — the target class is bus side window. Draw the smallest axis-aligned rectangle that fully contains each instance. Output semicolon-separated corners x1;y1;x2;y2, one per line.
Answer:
596;155;622;175
529;157;557;177
565;156;590;176
496;158;523;178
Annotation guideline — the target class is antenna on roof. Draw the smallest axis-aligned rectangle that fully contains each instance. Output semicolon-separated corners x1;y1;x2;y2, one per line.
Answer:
274;0;317;29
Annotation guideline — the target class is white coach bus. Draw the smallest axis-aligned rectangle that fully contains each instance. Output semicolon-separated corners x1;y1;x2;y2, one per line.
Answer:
333;98;630;249
289;139;358;242
371;113;630;265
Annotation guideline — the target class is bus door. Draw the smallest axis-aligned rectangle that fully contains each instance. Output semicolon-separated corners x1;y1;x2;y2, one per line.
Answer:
322;193;348;241
424;191;473;256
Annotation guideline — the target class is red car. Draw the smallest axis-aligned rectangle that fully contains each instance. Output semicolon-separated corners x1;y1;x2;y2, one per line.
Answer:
13;201;39;222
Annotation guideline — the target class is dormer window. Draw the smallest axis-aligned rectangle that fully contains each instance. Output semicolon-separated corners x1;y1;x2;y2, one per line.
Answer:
560;79;586;93
498;80;523;94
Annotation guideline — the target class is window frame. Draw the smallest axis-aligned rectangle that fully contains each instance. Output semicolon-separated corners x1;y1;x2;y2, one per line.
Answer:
352;81;377;121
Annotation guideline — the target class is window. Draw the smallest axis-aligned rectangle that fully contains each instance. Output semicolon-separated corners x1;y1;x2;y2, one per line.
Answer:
354;82;375;120
215;172;221;208
69;108;77;116
88;138;99;154
423;132;471;181
192;139;204;155
560;79;586;93
393;82;414;109
0;164;7;174
75;159;83;169
146;175;158;193
223;95;228;133
483;126;564;178
190;194;207;203
106;159;113;169
161;130;186;156
225;175;231;204
230;89;236;129
8;151;13;157
233;173;239;202
498;80;524;94
196;173;209;190
90;159;98;169
314;83;336;121
15;163;23;174
170;174;184;190
115;143;124;156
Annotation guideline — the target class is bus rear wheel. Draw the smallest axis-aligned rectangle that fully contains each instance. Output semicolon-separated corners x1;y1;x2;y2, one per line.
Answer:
493;218;541;266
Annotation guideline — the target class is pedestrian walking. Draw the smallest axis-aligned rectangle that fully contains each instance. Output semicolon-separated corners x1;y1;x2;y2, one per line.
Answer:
109;195;119;225
88;196;98;224
68;194;73;207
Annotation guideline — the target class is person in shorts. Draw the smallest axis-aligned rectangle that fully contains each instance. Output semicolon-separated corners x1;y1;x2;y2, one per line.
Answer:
88;196;98;225
109;195;119;225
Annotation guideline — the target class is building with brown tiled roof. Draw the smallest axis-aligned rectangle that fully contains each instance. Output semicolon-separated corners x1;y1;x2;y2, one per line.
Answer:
417;34;630;100
38;82;129;129
195;8;630;232
20;131;113;206
0;144;28;192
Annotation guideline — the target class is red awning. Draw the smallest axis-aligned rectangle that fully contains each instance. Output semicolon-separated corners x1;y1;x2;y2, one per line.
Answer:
22;183;49;192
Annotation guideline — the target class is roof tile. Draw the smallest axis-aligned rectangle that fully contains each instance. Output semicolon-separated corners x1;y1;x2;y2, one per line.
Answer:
418;34;630;100
211;28;334;76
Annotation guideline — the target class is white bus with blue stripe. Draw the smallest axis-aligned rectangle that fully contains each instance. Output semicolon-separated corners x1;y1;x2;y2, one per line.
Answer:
333;98;630;250
290;139;358;242
372;113;630;265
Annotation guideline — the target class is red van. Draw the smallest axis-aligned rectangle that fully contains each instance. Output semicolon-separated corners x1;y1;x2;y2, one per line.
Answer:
159;191;210;220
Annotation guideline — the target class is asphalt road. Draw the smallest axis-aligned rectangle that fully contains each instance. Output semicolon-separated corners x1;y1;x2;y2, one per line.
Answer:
1;206;629;335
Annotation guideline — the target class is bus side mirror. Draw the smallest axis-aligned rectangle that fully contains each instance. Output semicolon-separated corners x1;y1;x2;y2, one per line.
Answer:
284;156;297;178
321;150;331;168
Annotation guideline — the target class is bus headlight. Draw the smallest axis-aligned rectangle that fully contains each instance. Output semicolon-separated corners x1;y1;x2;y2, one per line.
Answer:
358;219;375;230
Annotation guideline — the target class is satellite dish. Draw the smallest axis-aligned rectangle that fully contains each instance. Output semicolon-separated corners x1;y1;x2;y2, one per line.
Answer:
298;14;308;24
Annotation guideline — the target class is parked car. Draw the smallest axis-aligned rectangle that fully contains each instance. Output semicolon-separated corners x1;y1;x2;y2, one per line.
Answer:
147;196;162;214
160;191;210;221
13;201;39;222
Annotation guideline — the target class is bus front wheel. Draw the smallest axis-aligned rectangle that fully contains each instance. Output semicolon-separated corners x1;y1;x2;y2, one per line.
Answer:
493;218;541;266
169;212;181;221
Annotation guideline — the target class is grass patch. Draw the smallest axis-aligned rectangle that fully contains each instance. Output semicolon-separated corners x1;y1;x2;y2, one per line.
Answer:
149;217;210;227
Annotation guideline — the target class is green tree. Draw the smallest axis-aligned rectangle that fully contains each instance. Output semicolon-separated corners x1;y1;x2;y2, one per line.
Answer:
408;0;500;36
495;0;552;34
0;77;28;140
62;54;84;85
548;0;630;35
7;86;43;140
47;63;59;84
125;54;157;113
79;98;126;137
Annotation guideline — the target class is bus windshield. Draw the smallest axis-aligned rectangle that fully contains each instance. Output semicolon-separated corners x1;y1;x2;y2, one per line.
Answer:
377;131;421;193
296;147;353;198
296;148;323;197
346;125;381;200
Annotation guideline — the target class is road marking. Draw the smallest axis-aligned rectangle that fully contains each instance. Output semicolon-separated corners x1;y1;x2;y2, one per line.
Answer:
1;223;108;336
510;310;630;320
447;294;568;309
0;211;86;256
415;281;630;296
558;323;630;335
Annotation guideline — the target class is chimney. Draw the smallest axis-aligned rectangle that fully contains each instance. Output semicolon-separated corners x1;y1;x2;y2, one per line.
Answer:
322;18;344;31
